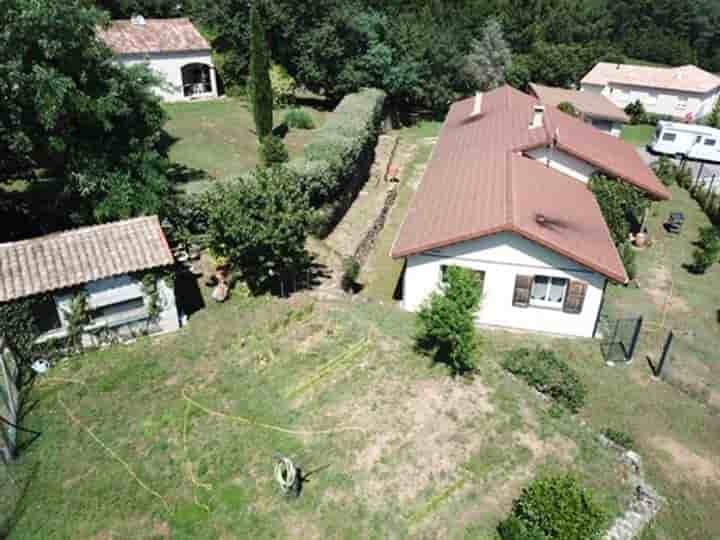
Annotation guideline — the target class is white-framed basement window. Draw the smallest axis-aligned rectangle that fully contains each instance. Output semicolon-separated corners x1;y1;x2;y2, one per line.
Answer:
529;275;568;308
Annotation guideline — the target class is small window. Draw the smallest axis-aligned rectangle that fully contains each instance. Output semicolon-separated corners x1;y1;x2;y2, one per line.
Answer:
704;139;717;147
90;297;146;321
696;136;703;143
676;96;688;110
646;92;658;105
529;276;568;307
662;133;677;142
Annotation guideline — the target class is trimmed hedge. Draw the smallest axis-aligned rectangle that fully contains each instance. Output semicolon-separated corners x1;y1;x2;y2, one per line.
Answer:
501;347;587;412
286;88;387;236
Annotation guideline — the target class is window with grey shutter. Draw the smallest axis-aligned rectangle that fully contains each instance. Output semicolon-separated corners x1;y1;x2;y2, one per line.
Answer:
513;275;533;307
563;281;588;314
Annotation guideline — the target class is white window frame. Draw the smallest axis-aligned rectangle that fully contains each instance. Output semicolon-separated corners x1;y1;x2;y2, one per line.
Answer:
646;91;659;106
676;96;689;110
662;132;677;142
529;275;568;309
704;138;717;147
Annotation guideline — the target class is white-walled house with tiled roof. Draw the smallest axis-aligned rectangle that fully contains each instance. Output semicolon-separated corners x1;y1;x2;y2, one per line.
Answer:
581;63;720;121
0;217;180;345
98;16;218;102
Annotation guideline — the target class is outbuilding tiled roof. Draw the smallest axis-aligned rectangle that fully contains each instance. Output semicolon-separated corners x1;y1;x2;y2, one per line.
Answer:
391;85;671;282
0;216;174;303
98;17;211;55
582;63;720;94
529;83;629;123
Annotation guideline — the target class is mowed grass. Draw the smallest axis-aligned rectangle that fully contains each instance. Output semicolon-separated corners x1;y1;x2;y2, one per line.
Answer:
1;289;628;539
622;124;655;146
163;98;328;190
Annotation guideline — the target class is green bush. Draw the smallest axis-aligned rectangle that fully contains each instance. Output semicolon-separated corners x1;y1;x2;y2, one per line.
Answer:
691;226;720;274
557;101;579;118
652;157;675;187
341;256;361;292
624;100;646;125
259;135;289;166
501;348;587;412
618;242;637;281
288;89;386;207
283;108;316;130
498;475;607;540
602;427;635;449
589;173;650;246
416;266;482;376
675;166;693;189
270;64;297;107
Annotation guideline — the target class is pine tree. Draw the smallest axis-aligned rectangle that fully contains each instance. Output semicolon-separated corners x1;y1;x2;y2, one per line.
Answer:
248;0;274;139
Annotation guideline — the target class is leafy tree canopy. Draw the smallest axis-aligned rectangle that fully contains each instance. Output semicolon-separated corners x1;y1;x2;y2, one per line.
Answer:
0;0;173;230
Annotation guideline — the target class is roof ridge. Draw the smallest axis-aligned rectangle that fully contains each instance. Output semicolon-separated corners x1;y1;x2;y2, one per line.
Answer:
505;151;514;226
0;216;159;248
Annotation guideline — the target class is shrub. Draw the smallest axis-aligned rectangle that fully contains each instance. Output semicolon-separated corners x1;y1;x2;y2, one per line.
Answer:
602;427;635;449
691;226;720;274
624;100;646;124
416;266;482;375
652;157;675;187
286;88;386;233
498;475;607;540
557;101;579;118
259;135;289;166
283;108;316;130
618;242;637;281
270;64;297;107
675;166;693;189
341;256;361;292
589;173;650;245
501;348;587;412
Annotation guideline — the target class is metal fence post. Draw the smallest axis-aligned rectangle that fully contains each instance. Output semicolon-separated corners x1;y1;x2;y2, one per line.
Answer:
627;316;643;361
654;331;674;377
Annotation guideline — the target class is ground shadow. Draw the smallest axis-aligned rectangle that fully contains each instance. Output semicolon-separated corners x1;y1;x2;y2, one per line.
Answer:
293;95;334;112
157;129;181;158
175;270;206;319
166;163;209;187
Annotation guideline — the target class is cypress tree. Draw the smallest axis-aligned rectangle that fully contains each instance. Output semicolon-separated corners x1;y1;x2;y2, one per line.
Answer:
249;0;274;140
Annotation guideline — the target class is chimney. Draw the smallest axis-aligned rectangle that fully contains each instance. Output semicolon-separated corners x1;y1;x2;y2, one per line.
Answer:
530;105;545;129
470;92;483;118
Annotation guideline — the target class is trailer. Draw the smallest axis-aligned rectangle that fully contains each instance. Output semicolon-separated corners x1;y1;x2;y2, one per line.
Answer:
649;121;720;163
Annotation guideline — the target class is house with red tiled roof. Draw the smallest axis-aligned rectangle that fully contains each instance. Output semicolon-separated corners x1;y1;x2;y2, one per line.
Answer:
530;83;629;137
581;63;720;121
0;217;180;345
391;85;670;338
98;16;218;102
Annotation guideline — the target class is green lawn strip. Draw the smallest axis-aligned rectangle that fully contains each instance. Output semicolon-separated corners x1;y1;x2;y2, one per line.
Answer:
362;141;436;301
621;124;655;146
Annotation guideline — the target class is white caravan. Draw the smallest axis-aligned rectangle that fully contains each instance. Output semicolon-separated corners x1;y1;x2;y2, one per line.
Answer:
649;121;720;162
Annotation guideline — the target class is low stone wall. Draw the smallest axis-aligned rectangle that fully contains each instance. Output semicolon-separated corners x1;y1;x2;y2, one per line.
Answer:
600;434;664;540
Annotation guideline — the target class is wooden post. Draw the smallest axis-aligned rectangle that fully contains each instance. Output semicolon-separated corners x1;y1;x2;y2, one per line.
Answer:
627;316;643;361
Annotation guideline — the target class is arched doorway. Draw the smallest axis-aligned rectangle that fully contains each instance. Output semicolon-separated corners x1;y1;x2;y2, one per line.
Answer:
181;63;213;98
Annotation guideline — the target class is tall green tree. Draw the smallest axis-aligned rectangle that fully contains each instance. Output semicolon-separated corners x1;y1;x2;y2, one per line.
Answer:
248;0;274;139
204;167;310;293
0;0;172;229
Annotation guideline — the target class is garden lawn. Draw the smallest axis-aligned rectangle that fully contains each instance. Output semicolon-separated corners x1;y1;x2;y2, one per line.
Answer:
163;98;328;192
622;124;655;146
1;291;628;539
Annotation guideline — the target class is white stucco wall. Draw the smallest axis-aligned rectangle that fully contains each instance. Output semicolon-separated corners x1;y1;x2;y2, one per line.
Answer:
582;82;720;120
117;50;217;102
525;147;598;183
402;233;607;338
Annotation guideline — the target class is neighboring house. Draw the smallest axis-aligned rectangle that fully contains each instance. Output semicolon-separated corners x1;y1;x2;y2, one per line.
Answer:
529;82;629;137
581;63;720;120
98;16;218;102
391;85;670;338
0;216;180;346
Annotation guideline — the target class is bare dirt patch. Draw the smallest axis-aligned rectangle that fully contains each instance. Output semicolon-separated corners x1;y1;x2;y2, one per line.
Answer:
651;436;720;485
346;376;495;506
643;264;691;314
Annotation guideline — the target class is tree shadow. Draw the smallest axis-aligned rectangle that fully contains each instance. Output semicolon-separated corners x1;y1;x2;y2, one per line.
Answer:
0;461;39;538
166;163;208;187
272;123;289;139
175;270;206;319
293;95;334;112
157;129;181;158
